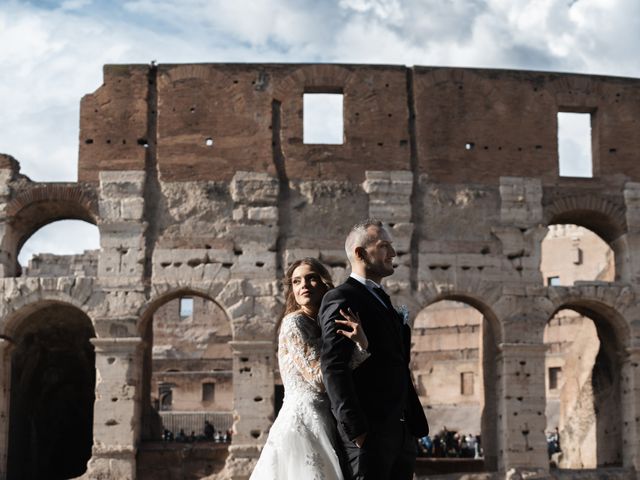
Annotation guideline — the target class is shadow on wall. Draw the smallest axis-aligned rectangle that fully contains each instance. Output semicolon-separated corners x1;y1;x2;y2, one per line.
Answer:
6;304;96;480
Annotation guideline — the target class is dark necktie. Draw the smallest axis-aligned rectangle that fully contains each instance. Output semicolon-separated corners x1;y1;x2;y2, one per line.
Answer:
372;286;394;312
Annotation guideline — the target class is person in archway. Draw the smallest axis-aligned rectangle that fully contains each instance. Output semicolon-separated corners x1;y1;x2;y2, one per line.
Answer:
320;219;429;480
250;257;370;480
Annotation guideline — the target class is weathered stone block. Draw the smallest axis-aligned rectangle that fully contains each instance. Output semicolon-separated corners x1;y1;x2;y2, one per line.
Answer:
247;206;278;222
230;171;278;205
100;171;145;197
120;198;144;220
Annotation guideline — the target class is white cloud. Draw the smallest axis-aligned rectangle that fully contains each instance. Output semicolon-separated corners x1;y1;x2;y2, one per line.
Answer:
1;0;639;258
60;0;94;11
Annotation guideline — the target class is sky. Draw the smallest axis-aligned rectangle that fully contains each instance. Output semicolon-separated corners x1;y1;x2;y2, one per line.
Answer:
1;0;639;264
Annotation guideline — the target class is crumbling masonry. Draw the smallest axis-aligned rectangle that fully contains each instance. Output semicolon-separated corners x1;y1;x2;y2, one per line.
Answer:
2;63;640;479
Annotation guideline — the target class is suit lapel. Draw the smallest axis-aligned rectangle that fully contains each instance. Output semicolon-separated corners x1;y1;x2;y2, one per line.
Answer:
345;277;406;354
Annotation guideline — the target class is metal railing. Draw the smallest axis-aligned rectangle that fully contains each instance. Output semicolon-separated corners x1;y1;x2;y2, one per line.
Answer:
159;411;233;437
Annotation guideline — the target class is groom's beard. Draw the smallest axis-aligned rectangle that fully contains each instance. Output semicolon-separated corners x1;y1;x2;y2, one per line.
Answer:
362;253;394;277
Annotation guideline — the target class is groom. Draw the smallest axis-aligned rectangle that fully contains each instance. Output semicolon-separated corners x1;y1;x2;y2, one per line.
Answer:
319;219;428;480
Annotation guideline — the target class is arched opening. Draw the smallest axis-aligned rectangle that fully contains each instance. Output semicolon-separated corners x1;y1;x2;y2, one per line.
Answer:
6;303;96;479
541;224;614;286
18;220;100;275
2;186;98;277
543;303;623;469
411;297;499;474
542;199;625;284
138;292;233;478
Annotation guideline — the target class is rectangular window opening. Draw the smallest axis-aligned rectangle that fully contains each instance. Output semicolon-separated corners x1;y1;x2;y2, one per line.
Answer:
549;366;562;390
179;297;194;319
303;93;344;145
159;383;173;411
557;112;593;178
547;276;561;286
202;382;215;402
460;371;474;396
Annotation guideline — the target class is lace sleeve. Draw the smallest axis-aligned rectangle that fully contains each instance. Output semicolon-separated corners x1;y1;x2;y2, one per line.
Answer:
279;314;324;391
349;344;371;369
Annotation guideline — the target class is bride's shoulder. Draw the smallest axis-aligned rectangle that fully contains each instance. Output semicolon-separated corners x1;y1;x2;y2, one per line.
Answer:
281;311;305;326
280;312;314;333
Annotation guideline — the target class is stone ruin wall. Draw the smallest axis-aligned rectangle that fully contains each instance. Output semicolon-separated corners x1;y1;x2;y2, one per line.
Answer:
2;64;640;479
414;226;616;468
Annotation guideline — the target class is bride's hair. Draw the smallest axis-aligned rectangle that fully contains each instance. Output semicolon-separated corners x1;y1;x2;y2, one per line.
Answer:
281;257;334;320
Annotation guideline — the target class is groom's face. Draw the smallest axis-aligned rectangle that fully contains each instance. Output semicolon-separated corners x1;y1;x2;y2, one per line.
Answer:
361;225;396;278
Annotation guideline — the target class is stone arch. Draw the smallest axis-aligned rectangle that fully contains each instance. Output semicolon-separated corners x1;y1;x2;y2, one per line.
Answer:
2;183;99;276
417;282;504;344
546;287;632;351
139;284;233;337
1;300;96;479
544;194;626;243
543;194;627;282
158;64;218;86
274;64;356;100
1;281;96;339
137;285;236;444
544;292;630;468
412;290;502;470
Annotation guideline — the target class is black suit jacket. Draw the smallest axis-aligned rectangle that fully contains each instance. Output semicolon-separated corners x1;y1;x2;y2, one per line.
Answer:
319;277;429;441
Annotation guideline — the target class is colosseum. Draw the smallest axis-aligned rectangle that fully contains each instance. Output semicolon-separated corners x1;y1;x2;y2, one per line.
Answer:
1;63;640;479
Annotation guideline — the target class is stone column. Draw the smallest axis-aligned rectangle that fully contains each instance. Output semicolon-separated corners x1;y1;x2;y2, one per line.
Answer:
497;342;548;474
97;171;146;286
86;337;143;480
0;168;13;278
621;347;640;469
0;338;12;480
496;177;546;284
617;182;640;283
362;170;413;293
225;340;276;480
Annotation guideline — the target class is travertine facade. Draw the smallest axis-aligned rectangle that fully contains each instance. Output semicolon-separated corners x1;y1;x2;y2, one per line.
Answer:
411;225;616;468
2;63;640;479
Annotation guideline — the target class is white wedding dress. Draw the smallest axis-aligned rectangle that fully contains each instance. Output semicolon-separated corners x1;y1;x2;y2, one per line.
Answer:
250;312;368;480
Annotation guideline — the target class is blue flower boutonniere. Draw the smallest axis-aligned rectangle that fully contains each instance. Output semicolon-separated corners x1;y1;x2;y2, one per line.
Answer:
396;305;410;326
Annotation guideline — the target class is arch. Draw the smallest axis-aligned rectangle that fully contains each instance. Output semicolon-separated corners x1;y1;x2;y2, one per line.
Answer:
412;293;501;471
417;288;504;346
543;294;631;468
273;64;356;100
546;289;632;352
1;284;95;340
138;286;233;337
2;184;99;276
3;301;96;479
544;194;626;244
137;287;235;444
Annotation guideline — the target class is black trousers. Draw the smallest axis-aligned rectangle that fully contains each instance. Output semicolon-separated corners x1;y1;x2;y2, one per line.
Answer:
338;420;417;480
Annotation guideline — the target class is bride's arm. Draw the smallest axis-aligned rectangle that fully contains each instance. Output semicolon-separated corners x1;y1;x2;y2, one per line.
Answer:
280;314;325;391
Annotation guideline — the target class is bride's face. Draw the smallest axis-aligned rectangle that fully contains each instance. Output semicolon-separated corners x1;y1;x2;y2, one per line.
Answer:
291;263;326;314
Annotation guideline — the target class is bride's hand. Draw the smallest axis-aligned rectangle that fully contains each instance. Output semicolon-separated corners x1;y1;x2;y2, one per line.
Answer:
336;308;368;351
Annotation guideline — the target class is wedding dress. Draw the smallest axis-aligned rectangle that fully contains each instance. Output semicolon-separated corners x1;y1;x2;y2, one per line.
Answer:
250;312;369;480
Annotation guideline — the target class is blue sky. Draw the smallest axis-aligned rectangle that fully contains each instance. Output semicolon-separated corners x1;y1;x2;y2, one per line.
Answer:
1;0;639;264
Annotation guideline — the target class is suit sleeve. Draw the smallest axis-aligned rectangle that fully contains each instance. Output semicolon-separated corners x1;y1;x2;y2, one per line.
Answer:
319;288;369;440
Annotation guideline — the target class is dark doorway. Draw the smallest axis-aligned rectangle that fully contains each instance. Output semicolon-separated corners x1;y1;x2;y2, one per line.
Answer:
7;304;96;480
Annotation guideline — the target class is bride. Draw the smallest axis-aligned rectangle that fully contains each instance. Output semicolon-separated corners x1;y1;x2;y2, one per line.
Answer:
250;257;369;480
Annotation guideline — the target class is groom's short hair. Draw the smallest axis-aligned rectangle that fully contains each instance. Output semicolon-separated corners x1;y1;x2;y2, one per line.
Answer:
345;219;384;265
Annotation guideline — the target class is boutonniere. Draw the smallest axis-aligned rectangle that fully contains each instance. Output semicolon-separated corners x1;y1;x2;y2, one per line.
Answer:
396;305;410;326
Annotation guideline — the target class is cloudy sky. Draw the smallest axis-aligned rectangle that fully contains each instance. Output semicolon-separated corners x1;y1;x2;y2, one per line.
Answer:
1;0;639;264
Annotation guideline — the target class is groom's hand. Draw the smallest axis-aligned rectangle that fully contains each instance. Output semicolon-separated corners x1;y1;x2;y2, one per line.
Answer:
354;432;367;448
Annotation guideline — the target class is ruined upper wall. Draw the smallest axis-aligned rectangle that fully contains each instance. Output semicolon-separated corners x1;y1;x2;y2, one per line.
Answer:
78;63;640;186
415;68;640;184
80;63;410;183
